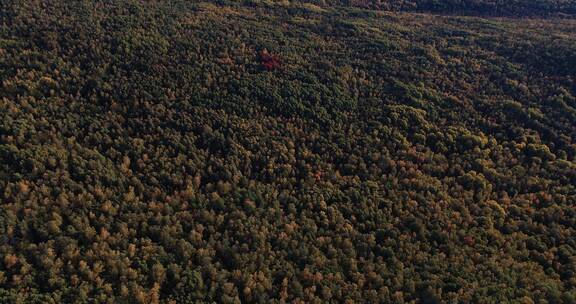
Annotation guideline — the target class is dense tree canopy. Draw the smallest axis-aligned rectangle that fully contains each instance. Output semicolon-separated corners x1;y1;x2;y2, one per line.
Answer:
240;0;576;16
1;0;576;303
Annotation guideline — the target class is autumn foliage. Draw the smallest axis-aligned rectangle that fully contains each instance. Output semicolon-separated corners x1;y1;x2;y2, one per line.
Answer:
259;49;282;71
1;1;576;303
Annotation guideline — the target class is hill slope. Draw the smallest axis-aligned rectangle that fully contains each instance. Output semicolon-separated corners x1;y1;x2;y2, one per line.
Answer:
243;0;576;16
1;1;576;303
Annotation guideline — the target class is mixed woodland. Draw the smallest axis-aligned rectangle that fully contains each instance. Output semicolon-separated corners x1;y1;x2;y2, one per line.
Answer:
1;0;576;303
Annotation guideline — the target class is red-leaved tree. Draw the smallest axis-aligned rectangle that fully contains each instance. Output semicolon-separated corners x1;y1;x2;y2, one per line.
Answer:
259;49;281;71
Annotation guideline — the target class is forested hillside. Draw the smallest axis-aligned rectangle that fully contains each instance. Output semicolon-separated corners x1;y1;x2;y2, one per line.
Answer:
242;0;576;16
1;0;576;303
292;0;576;17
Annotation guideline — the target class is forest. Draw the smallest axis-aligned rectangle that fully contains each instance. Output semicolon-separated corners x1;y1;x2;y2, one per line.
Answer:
242;0;576;16
1;0;576;303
